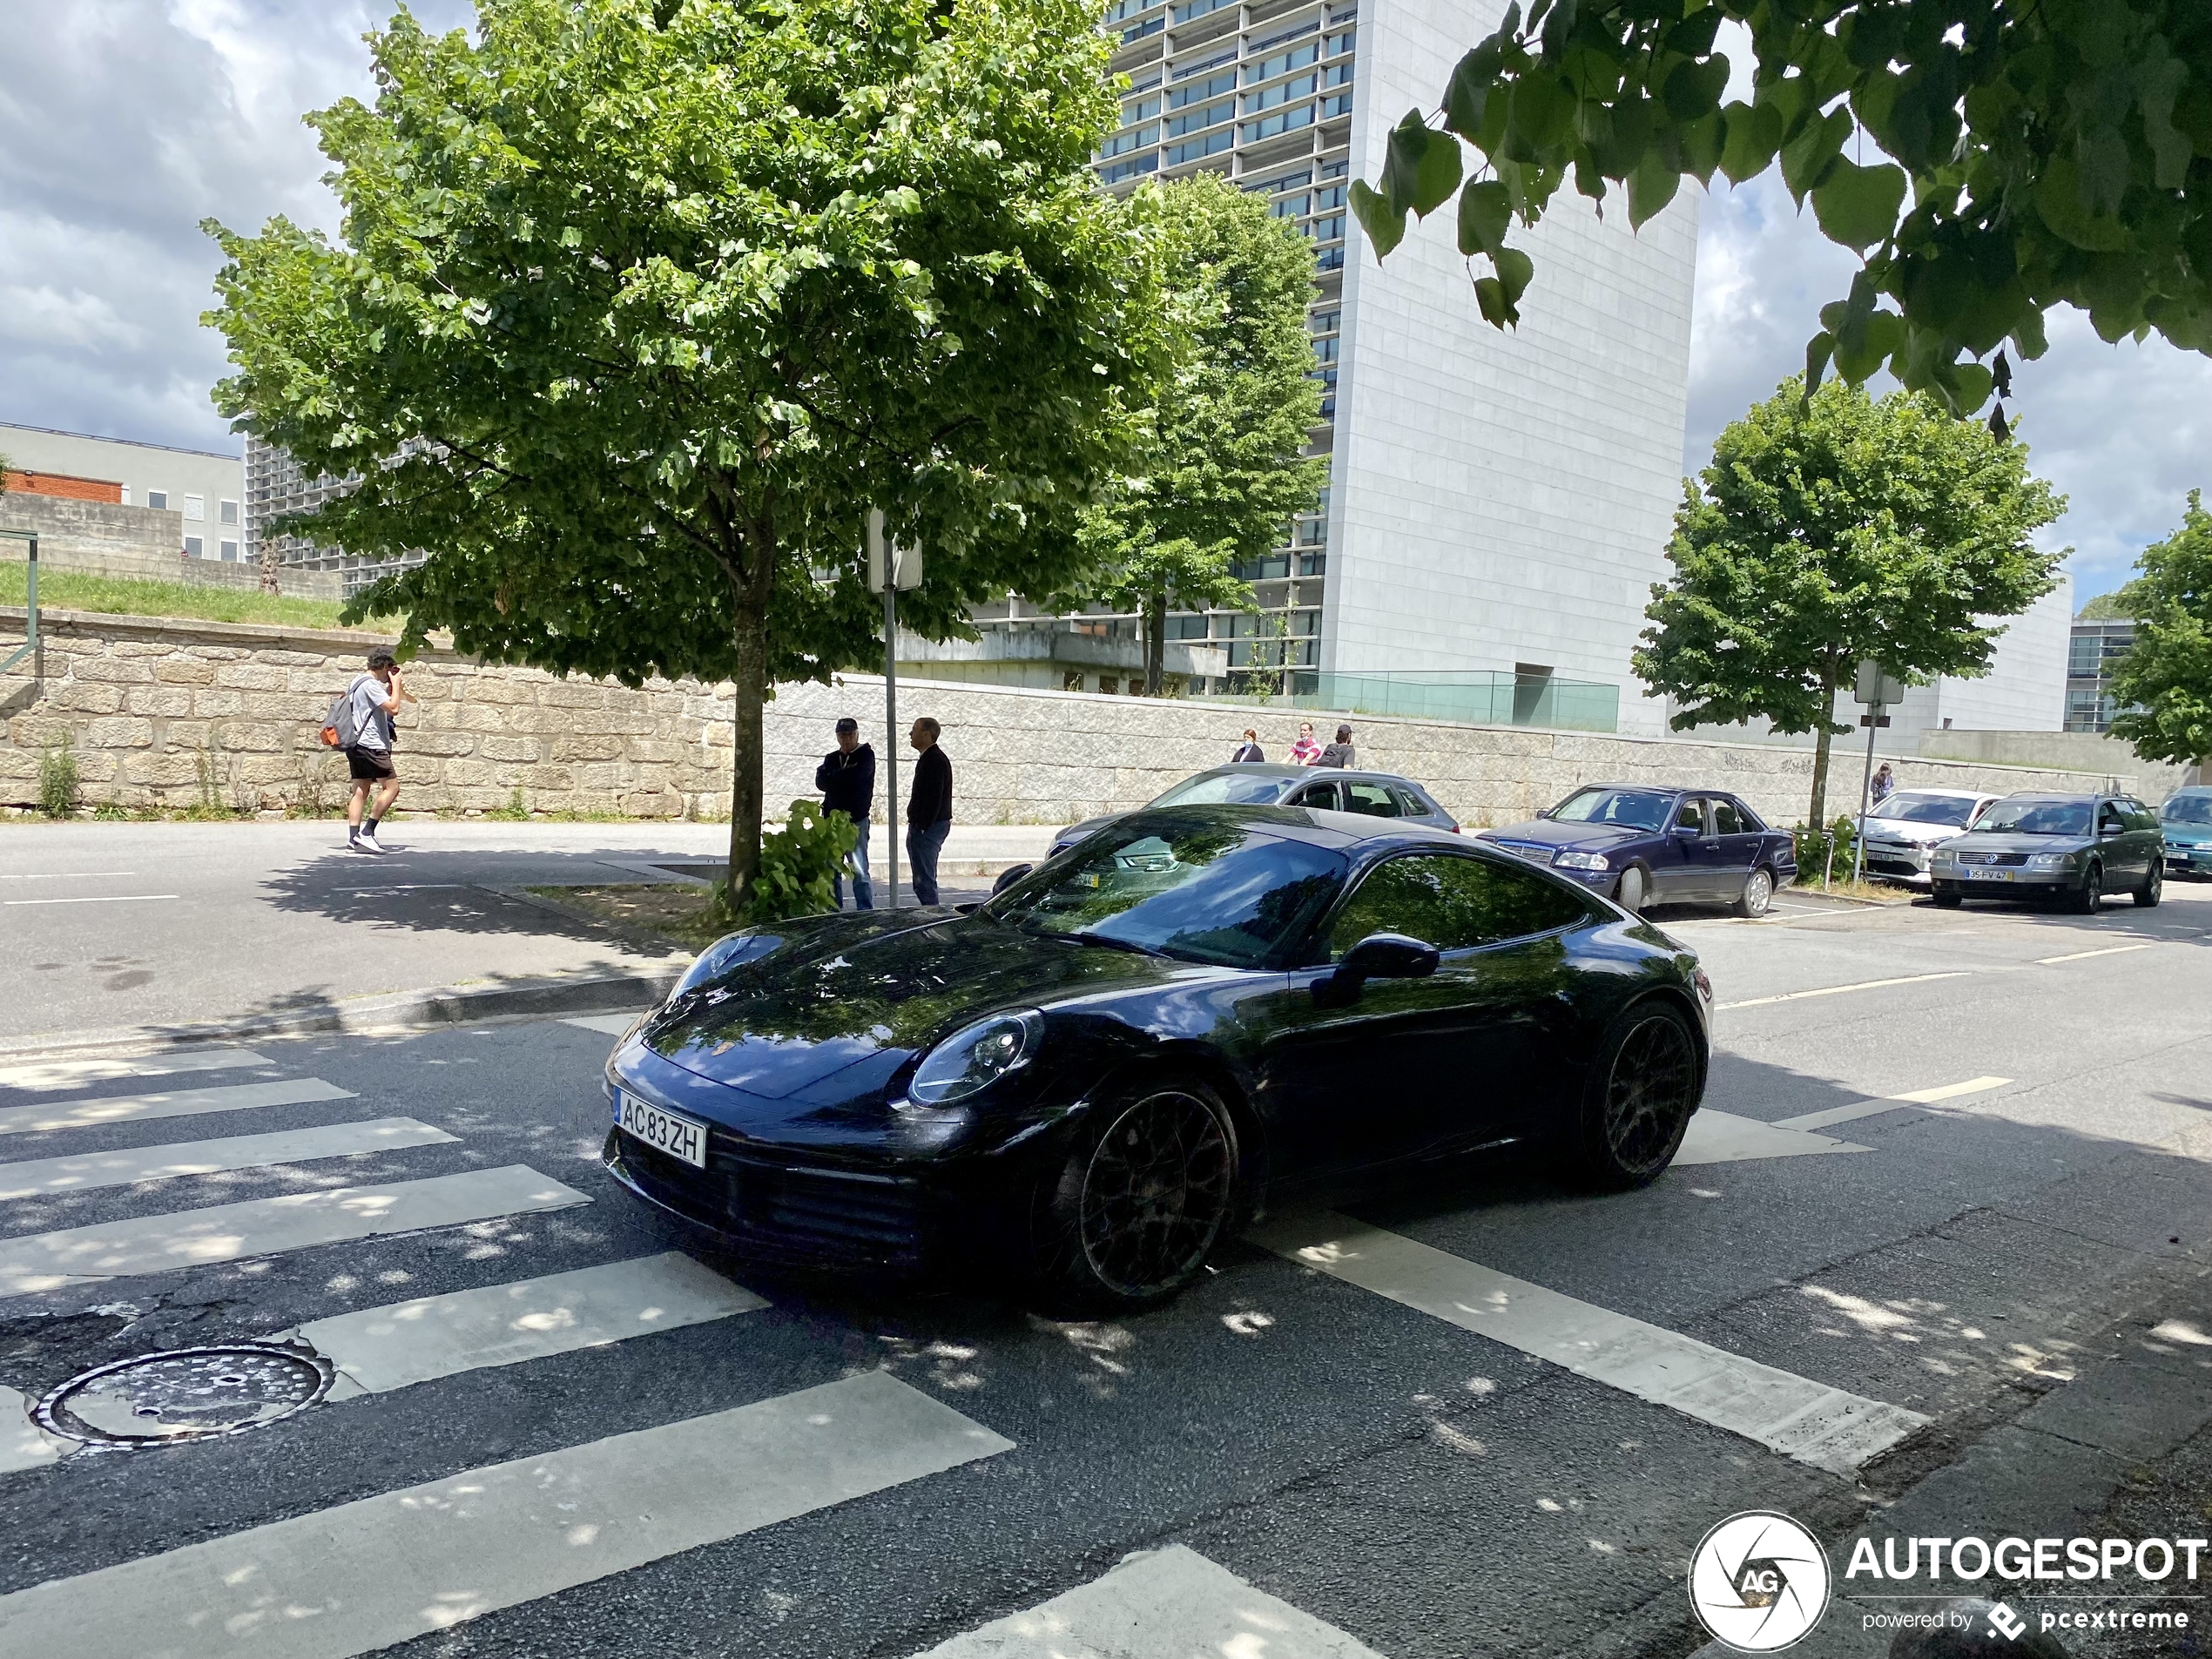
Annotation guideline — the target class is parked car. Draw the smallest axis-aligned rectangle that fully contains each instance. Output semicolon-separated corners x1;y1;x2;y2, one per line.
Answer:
602;804;1710;1310
2162;786;2212;879
1046;764;1457;860
1478;784;1798;917
1858;788;2001;887
1928;792;2164;911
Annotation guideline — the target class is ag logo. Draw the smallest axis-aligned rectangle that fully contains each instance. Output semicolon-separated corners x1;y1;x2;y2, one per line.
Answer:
1688;1511;1832;1652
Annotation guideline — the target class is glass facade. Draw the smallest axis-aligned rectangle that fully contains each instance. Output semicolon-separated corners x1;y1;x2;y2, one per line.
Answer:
2064;617;2135;733
1091;0;1354;696
246;434;429;599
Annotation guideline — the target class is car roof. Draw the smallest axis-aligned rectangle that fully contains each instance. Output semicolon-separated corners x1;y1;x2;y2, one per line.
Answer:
1182;764;1439;792
1116;802;1460;849
1881;786;1993;799
1997;792;2104;803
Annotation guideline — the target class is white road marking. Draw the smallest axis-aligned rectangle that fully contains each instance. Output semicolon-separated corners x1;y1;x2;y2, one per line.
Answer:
0;1164;590;1298
1715;971;1970;1011
3;894;179;907
2035;942;2154;965
0;1078;354;1138
0;871;138;880
0;1118;455;1200
327;884;467;894
0;1048;271;1092
911;1544;1386;1659
293;1252;765;1397
1776;1076;2012;1132
0;1370;1012;1659
1674;1110;1869;1165
1253;1212;1928;1476
0;1383;70;1474
562;1014;642;1035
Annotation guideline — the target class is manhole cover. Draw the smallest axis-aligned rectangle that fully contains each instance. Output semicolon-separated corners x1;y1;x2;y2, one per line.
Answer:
35;1345;334;1447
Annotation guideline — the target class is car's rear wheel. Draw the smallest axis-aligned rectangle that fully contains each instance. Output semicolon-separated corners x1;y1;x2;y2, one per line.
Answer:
1033;1076;1238;1312
1614;865;1647;915
2135;861;2163;907
2070;863;2103;914
1732;866;1775;918
1932;889;1963;908
1564;1001;1702;1190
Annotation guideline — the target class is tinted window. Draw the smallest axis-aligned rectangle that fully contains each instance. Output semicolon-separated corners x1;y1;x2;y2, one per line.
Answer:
1710;799;1745;836
1552;786;1673;831
1152;772;1298;807
1327;853;1589;959
988;817;1346;968
2163;793;2212;826
1977;799;2092;835
1343;780;1401;817
2097;802;2127;834
2125;799;2160;831
1292;781;1341;811
1674;797;1709;833
1388;785;1431;817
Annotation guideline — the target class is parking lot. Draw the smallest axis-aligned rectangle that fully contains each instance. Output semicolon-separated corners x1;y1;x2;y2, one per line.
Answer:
0;823;2208;1658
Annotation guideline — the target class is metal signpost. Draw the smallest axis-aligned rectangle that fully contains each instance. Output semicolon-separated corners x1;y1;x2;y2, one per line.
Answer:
867;510;921;908
1851;659;1906;885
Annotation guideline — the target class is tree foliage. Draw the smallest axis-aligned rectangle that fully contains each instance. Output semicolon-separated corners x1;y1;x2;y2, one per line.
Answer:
1348;1;2212;421
1058;173;1326;695
2108;491;2212;765
1635;377;2065;823
203;0;1154;898
2074;590;2134;622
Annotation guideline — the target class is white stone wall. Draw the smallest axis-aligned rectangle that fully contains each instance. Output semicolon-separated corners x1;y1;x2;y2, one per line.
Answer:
1327;0;1699;738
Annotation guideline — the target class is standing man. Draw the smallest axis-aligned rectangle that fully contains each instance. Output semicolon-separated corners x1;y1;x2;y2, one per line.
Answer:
345;651;402;853
1289;721;1322;765
907;717;953;907
1318;724;1356;768
1231;728;1265;764
816;717;876;909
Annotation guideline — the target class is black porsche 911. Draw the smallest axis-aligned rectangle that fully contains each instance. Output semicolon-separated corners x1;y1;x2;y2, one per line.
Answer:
602;804;1713;1311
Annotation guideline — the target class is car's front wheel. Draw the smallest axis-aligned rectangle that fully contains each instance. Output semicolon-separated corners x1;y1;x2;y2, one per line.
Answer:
1614;865;1647;915
1564;1001;1703;1190
2069;863;2103;914
1732;866;1775;918
1033;1076;1239;1312
2135;861;2163;908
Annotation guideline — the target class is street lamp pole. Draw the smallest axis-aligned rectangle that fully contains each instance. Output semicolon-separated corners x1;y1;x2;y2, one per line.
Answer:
868;509;921;908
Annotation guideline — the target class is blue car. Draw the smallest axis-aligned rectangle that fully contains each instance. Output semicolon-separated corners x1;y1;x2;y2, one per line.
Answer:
2162;786;2212;878
1479;783;1798;917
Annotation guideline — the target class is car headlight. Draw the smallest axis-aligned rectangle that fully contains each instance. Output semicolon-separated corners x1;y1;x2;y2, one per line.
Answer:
2028;852;2079;871
1931;848;1959;864
1553;849;1610;872
908;1010;1044;1105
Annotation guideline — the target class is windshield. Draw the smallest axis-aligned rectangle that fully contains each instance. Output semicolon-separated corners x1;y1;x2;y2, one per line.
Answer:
1973;799;2092;836
1550;787;1674;832
1871;792;1983;828
984;816;1346;968
2162;793;2212;826
1150;772;1298;808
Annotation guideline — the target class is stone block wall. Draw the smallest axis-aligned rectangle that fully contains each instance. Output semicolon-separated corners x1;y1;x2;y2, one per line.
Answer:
0;608;2134;826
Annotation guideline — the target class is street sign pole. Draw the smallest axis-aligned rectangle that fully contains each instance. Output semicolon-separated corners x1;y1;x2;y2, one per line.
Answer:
867;509;922;909
1851;661;1905;886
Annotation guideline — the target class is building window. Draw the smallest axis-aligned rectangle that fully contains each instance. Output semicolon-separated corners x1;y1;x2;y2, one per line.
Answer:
1164;128;1233;165
147;490;169;510
184;494;206;521
184;536;204;556
1167;70;1236;110
1064;671;1085;691
220;540;240;561
1170;0;1231;22
1246;39;1319;85
1102;153;1160;184
120;486;133;505
219;499;239;525
1164;99;1232;138
1100;123;1157;157
1242;102;1315;144
1098;677;1121;696
1244;75;1318;116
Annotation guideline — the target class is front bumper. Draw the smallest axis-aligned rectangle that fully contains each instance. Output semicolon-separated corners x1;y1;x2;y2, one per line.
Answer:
1862;842;1934;885
2167;845;2212;875
1930;865;2080;894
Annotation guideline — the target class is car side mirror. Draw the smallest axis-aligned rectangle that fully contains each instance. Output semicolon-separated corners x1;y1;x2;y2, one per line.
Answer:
1317;933;1440;1006
990;863;1033;896
2098;824;2123;839
1674;826;1698;840
1534;807;1554;819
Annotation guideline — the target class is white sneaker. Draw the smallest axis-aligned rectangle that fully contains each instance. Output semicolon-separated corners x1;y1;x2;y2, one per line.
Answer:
347;829;369;852
356;830;388;853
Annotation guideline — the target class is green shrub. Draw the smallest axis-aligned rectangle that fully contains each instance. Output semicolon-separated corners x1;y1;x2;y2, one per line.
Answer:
709;800;860;927
37;735;81;819
486;788;530;821
1791;816;1861;886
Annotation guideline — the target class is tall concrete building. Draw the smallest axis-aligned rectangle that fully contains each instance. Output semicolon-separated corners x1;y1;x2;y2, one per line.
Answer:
0;423;243;562
245;433;428;599
1085;0;1699;732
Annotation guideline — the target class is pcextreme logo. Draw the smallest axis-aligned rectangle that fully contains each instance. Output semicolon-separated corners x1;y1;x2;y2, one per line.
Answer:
1689;1511;1833;1653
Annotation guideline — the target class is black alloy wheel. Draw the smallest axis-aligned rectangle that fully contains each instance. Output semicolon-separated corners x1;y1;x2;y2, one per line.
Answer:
2070;863;2103;914
1037;1078;1238;1311
2136;861;2163;908
1568;1001;1702;1190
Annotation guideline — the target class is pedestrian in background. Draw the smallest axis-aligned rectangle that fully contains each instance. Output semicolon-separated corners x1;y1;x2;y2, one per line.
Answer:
1871;763;1896;806
1318;724;1356;768
816;717;875;910
1231;728;1264;763
907;717;953;907
344;651;403;853
1289;721;1322;766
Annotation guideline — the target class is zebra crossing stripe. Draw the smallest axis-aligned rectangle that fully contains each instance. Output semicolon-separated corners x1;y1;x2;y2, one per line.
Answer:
911;1545;1386;1659
0;1164;590;1298
0;1118;457;1200
0;1078;355;1140
0;1370;1013;1659
0;1048;272;1092
293;1251;766;1397
1252;1211;1928;1476
0;1384;69;1475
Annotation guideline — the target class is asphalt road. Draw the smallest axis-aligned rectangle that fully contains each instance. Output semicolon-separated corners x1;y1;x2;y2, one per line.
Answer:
0;878;2207;1658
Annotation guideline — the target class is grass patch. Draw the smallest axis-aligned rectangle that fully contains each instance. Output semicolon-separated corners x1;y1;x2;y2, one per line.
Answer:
1791;877;1919;904
527;883;732;949
0;564;398;633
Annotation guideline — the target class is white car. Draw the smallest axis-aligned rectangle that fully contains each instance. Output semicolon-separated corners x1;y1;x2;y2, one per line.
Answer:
1858;788;2002;886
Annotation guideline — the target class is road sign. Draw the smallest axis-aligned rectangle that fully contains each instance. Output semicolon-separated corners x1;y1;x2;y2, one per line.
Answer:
1853;660;1905;707
1858;714;1892;728
867;509;922;593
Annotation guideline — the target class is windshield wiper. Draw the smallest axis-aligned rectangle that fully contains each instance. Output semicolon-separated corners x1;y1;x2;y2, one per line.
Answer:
1065;929;1164;956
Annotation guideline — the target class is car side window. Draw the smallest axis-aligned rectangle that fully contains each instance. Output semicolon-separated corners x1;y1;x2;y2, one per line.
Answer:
1326;853;1590;960
2098;801;2126;834
1710;799;1745;836
1388;785;1430;817
1343;781;1401;817
2127;799;2160;831
1674;797;1708;834
1293;781;1341;811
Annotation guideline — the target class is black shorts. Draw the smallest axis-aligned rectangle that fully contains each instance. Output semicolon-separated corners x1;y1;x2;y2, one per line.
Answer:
346;746;396;781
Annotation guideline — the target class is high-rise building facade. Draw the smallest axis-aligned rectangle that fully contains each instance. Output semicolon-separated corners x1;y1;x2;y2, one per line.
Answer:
246;433;426;597
1091;0;1700;732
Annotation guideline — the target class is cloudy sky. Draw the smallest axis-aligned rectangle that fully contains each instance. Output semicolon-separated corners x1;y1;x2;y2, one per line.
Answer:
3;1;2208;605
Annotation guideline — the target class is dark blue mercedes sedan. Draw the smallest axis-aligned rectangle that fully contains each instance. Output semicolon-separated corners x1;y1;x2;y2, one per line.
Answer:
1478;784;1797;917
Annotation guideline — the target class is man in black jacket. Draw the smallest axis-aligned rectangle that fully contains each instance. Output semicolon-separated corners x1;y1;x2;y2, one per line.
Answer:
1318;724;1356;768
815;718;875;909
906;716;954;907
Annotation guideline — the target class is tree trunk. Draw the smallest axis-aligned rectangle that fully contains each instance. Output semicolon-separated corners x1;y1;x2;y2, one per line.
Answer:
259;543;282;597
1144;589;1167;696
721;510;778;909
1808;659;1839;826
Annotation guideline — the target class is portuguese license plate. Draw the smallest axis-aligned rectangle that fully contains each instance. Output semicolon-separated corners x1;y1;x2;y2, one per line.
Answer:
1967;868;2017;881
617;1092;708;1169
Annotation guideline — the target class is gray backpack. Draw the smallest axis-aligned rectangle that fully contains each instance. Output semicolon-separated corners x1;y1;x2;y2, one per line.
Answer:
319;677;369;749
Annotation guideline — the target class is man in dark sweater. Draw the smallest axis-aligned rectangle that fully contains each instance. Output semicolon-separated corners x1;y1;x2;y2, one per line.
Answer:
906;716;954;907
1318;724;1357;768
815;717;876;909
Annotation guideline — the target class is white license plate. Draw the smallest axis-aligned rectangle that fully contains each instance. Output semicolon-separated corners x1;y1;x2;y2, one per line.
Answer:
617;1092;709;1169
1967;868;2017;881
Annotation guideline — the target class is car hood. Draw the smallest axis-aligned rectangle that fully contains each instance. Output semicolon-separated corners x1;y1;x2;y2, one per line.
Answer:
1480;819;1649;851
2164;822;2212;845
1940;831;2094;856
632;909;1187;1109
1864;816;1970;844
1052;814;1118;850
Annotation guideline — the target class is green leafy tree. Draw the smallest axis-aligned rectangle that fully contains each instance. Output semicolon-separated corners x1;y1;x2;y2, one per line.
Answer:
1634;378;2065;825
1347;2;2212;421
2108;492;2212;767
203;0;1154;900
1061;172;1326;696
2075;591;2134;622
